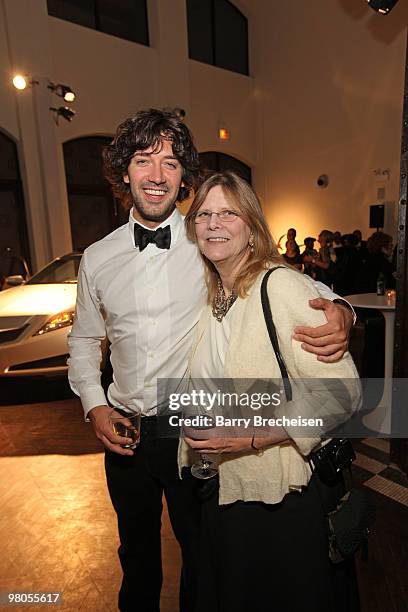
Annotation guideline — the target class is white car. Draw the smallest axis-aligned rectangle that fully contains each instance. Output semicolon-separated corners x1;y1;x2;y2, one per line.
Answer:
0;253;82;377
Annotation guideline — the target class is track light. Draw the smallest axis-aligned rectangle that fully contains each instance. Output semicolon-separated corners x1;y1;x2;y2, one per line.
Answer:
12;74;77;124
12;74;28;90
12;74;39;90
48;82;76;102
366;0;399;15
49;106;76;124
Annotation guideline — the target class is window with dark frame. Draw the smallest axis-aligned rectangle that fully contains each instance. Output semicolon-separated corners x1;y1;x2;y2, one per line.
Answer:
63;137;128;252
46;0;149;46
186;0;249;76
0;131;31;282
199;152;252;184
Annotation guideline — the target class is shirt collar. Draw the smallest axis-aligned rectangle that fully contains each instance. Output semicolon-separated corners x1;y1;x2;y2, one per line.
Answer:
128;207;184;249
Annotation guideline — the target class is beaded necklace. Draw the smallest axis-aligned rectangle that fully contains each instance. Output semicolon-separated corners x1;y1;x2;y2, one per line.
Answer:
212;276;237;322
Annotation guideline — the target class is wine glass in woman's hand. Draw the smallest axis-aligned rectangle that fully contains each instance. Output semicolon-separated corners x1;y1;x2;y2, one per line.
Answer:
182;406;219;480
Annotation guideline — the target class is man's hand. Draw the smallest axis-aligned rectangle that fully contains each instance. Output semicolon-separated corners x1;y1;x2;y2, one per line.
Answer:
88;405;134;456
293;298;353;363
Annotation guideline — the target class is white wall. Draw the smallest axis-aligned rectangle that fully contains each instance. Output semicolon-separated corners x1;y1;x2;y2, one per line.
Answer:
252;0;405;245
188;60;257;166
0;0;405;269
0;0;256;268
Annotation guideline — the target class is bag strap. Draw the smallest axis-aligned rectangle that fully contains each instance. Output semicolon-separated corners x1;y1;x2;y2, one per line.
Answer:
261;268;346;475
261;269;360;543
260;267;292;402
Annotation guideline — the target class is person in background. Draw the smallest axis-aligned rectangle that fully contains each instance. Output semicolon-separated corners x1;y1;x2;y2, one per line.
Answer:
353;229;368;262
277;227;300;256
287;227;301;255
303;230;336;288
333;231;342;249
283;237;303;270
332;233;360;296
301;236;318;278
355;231;395;293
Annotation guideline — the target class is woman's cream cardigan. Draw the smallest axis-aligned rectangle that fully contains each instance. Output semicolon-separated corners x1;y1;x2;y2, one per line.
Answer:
179;267;361;505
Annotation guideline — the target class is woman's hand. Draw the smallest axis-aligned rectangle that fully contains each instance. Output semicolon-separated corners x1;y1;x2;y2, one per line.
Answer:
184;435;253;454
184;425;289;454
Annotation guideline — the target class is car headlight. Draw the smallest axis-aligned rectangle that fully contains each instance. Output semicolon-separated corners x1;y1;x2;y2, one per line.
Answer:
35;311;75;335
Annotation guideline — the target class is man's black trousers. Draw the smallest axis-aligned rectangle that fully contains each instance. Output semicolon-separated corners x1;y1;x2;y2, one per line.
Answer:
105;419;200;612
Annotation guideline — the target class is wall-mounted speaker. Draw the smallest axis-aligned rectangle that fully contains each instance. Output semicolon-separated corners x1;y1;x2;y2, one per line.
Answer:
369;204;385;229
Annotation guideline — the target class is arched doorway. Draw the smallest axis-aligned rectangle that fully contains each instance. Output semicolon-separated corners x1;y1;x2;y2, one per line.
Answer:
199;151;252;184
63;136;128;251
0;130;31;283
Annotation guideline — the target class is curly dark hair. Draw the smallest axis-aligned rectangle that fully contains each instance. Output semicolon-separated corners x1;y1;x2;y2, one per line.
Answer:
103;108;200;209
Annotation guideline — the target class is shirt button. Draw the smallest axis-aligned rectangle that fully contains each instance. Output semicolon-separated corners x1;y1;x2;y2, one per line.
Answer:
148;352;154;358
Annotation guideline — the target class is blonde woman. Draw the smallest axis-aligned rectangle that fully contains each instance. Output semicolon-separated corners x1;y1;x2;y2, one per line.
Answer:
182;171;360;612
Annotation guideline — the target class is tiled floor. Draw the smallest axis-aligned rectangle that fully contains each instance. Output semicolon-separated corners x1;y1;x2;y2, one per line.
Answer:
0;397;407;611
353;438;408;507
0;398;180;612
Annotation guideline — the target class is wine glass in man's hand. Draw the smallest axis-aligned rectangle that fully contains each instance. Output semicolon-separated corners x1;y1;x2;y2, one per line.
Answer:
109;408;141;449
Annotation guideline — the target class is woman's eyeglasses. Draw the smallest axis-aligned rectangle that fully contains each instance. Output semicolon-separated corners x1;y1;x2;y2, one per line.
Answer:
194;210;240;224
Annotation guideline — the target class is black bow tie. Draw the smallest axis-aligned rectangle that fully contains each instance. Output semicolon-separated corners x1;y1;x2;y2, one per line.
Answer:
134;223;171;252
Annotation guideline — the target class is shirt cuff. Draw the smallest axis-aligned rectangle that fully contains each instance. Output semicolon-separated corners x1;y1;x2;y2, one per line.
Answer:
332;298;357;325
80;387;109;420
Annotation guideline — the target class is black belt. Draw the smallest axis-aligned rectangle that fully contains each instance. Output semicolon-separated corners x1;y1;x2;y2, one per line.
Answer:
140;413;179;438
141;414;159;422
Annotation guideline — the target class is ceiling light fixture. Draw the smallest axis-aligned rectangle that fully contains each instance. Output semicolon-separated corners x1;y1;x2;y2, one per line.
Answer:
49;106;76;124
12;74;39;90
48;82;76;102
12;74;28;90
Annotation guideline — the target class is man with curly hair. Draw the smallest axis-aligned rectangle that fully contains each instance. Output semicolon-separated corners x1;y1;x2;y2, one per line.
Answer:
68;108;354;612
68;109;205;612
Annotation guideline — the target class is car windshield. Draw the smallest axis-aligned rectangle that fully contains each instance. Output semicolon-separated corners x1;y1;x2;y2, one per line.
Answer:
26;255;82;285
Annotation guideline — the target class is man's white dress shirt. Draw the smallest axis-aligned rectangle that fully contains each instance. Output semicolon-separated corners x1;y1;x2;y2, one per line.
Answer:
68;208;207;417
68;208;350;418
